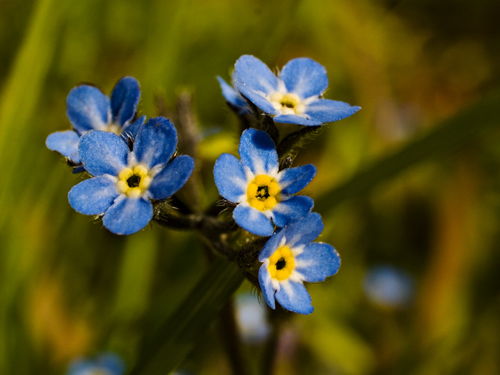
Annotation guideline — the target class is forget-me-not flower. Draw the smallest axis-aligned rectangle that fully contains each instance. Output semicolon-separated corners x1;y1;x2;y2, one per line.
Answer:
214;128;315;236
68;117;194;235
235;293;271;343
364;265;414;308
232;55;360;126
67;353;125;375
46;76;145;165
258;213;340;314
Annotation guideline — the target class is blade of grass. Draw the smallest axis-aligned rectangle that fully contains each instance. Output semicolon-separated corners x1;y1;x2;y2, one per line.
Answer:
0;0;67;230
113;231;158;322
317;88;500;212
130;257;244;375
0;0;68;372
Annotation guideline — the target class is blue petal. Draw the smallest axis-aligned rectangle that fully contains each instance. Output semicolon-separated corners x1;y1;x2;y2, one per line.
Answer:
305;99;361;123
98;353;126;375
232;55;279;115
79;130;129;176
239;129;278;175
271;196;313;228
66;85;110;133
217;76;250;113
283;212;324;248
280;58;329;98
133;117;177;169
258;227;286;261
213;153;247;202
278;164;316;195
295;243;340;282
46;130;81;163
110;76;141;126
233;204;274;236
68;176;119;215
103;196;153;235
258;265;276;309
273;113;322;126
122;115;146;140
275;280;313;314
148;155;194;200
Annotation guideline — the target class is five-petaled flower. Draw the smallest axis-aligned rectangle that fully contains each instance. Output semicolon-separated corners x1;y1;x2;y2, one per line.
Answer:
68;117;194;235
232;55;360;126
258;213;341;314
214;128;315;236
67;353;125;375
46;76;145;165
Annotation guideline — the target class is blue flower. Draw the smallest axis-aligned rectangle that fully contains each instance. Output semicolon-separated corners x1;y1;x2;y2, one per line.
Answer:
46;76;145;165
235;293;271;343
214;128;315;236
216;76;250;114
67;353;125;375
68;117;194;235
363;265;414;308
232;55;361;126
258;213;340;314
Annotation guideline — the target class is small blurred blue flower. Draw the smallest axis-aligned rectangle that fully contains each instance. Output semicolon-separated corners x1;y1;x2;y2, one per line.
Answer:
217;76;250;114
67;353;125;375
68;117;194;235
363;265;414;308
258;213;341;314
46;76;145;165
214;128;315;236
171;370;196;375
232;55;360;126
235;293;271;343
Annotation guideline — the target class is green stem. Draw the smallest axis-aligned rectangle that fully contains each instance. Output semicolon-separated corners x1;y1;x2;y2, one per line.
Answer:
131;258;245;375
261;309;287;375
218;300;249;375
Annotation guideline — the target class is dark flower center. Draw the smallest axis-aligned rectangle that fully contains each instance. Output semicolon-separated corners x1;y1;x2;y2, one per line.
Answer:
281;97;296;108
256;185;270;200
275;257;286;270
126;174;141;188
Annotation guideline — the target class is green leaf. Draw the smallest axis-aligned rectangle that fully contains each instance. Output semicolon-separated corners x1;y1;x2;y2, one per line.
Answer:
317;88;500;212
131;257;245;375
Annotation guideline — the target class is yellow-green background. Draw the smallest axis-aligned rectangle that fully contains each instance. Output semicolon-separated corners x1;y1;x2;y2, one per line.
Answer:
1;0;500;374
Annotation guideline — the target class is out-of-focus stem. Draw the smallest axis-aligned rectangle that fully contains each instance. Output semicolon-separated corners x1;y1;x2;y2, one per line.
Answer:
261;309;287;375
218;299;249;375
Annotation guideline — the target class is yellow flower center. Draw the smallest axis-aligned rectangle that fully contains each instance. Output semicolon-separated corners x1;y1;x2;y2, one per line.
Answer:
246;174;280;211
116;165;152;198
268;245;295;281
269;92;305;115
103;123;122;134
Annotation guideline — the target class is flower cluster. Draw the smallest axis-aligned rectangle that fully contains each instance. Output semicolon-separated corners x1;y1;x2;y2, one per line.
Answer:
47;78;194;235
215;55;359;313
48;54;360;315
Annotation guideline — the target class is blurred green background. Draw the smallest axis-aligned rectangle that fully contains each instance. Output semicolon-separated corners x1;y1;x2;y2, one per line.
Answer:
1;0;500;374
